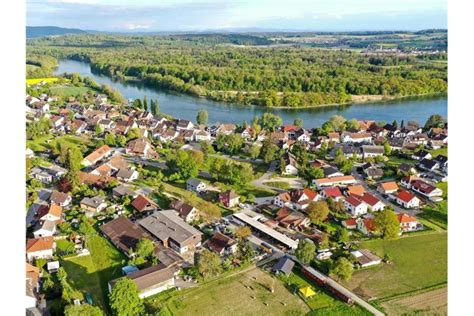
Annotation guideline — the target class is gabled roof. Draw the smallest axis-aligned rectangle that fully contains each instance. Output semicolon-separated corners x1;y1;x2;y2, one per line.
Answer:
346;195;363;207
84;145;112;164
323;187;342;198
347;185;365;197
100;216;150;254
131;195;158;212
26;236;54;253
50;191;70;205
379;181;398;191
398;213;418;223
397;190;417;203
272;256;295;275
208;232;237;253
360;193;381;207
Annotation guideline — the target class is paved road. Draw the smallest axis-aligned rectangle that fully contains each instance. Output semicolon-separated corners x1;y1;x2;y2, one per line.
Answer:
251;161;285;192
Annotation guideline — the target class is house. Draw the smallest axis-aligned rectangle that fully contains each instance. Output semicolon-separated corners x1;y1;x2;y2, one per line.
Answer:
80;196;108;216
112;184;138;200
26;262;40;308
342;218;357;229
321;187;343;201
50;190;72;207
100;216;151;257
131;195;159;215
26;236;55;261
341;132;372;144
29;167;53;184
410;179;443;200
219;190;240;208
207;232;238;256
274;188;319;210
109;264;176;299
194;130;211;142
398;163;418;176
295;129;311;142
272;256;295;275
351;249;382;268
398;213;423;232
389;137;405;151
186;178;206;193
346;185;365;198
322;166;344;178
126;137;158;159
411;150;432;161
116;168;139;182
362;145;384;158
313;175;356;188
344;196;368;217
170;200;199;223
176;119;194;131
419;158;439;171
275;207;310;229
327;132;341;143
282;153;298;175
38;204;63;223
138;210;203;254
47;261;60;273
433;155;448;171
396;190;420;208
216;123;236;135
377;182;399;195
361;163;384;179
82;145;112;167
356;218;377;236
33;220;56;238
360;193;385;211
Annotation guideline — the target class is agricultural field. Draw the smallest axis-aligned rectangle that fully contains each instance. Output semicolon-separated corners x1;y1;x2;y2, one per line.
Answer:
345;232;447;300
26;77;59;85
380;287;447;315
60;234;126;312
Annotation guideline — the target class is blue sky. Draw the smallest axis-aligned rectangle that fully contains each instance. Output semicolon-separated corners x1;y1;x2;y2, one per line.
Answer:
27;0;447;32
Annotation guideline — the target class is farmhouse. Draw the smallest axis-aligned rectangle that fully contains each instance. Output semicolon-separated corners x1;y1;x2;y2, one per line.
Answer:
207;232;238;256
138;210;203;254
351;249;382;268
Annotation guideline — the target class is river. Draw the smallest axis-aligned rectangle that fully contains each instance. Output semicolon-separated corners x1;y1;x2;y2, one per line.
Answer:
54;59;447;128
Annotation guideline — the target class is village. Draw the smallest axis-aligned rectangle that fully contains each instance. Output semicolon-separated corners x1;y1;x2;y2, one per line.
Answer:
25;81;448;315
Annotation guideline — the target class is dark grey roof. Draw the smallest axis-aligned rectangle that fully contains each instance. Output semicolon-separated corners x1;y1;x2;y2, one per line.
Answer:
322;166;340;177
80;195;106;208
272;256;295;275
186;178;204;187
362;145;384;154
419;158;439;170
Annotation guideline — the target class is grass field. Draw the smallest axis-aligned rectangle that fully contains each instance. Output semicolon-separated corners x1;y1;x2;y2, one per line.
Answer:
61;234;126;312
345;232;447;300
145;268;311;316
26;77;59;85
49;85;91;97
27;134;89;153
380;287;447;315
418;182;448;230
429;147;448;157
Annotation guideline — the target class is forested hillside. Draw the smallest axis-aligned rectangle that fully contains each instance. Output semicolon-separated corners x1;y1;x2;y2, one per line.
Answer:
27;33;447;108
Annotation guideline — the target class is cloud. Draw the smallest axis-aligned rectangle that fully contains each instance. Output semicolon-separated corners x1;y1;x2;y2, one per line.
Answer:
123;23;151;30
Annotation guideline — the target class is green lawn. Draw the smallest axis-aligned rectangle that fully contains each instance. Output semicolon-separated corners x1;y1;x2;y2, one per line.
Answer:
61;234;126;312
418;182;448;230
49;85;92;97
145;268;312;316
345;232;447;300
428;147;448;157
27;134;90;153
27;134;54;152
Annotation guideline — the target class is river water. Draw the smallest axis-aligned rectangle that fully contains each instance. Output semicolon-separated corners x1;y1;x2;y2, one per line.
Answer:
55;59;447;128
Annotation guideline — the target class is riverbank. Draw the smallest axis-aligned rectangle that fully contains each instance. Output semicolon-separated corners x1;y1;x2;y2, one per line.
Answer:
53;59;447;128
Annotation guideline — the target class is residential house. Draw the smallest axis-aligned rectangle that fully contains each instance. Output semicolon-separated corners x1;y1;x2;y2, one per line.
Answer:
100;216;151;257
321;187;343;201
344;196;368;217
138;210;203;254
50;190;72;207
398;213;423;232
272;256;295;275
176;119;194;131
219;190;240;208
33;220;56;238
29;167;53;184
419;158;439;171
131;195;159;215
411;150;432;161
322;166;344;178
275;207;310;230
410;179;443;200
342;218;357;230
361;162;384;179
186;178;206;193
80;196;108;216
112;184;138;200
398;163;418;176
38;204;62;223
327;132;340;143
82;145;112;167
116;168;139;182
346;185;366;198
126;137;158;159
207;232;238;256
356;218;377;236
341;132;372;144
362;145;384;158
109;264;177;299
396;190;420;208
312;175;356;188
194;130;211;142
360;193;385;211
170;200;199;223
274;188;319;210
26;236;55;261
295;129;311;142
377;182;399;195
282;153;298;175
216;123;236;135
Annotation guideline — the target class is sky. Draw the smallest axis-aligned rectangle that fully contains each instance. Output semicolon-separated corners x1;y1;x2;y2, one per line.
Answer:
27;0;447;32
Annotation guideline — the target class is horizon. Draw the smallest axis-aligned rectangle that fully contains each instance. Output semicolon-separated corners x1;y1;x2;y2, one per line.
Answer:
27;0;447;32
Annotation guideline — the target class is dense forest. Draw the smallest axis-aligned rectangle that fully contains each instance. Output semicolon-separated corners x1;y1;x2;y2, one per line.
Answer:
27;34;447;108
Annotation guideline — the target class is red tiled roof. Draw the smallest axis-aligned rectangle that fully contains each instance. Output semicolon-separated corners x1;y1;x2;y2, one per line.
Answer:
26;236;54;253
397;190;416;203
379;182;398;191
346;195;362;207
360;193;380;207
398;213;418;223
323;187;342;198
131;195;157;212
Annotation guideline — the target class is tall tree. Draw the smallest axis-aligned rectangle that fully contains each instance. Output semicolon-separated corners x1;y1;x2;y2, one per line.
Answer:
196;109;209;125
374;209;400;239
294;118;304;127
258;112;282;132
330;257;354;281
151;99;160;115
197;249;223;279
306;201;329;224
143;95;148;110
109;278;144;316
295;239;316;265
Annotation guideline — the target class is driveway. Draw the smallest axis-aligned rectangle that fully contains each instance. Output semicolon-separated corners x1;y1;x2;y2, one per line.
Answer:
251;161;281;192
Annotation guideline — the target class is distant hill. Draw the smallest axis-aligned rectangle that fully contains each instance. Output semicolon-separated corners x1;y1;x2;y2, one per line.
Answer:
26;26;87;38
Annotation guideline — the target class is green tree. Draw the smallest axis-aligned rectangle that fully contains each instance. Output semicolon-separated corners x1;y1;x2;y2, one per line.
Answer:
383;142;392;156
196;109;209;125
374;209;400;239
247;144;261;159
151;99;160;115
294;118;304;127
65;304;104;316
260;140;280;163
328;115;347;132
330;257;354;281
143;95;148;110
295;239;316;265
109;278;144;316
167;149;203;180
135;238;155;261
258;113;282;132
306;201;329;224
197;249;223;279
235;226;252;239
238;240;255;263
95;124;103;136
105;133;116;146
335;226;349;243
424;114;445;129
